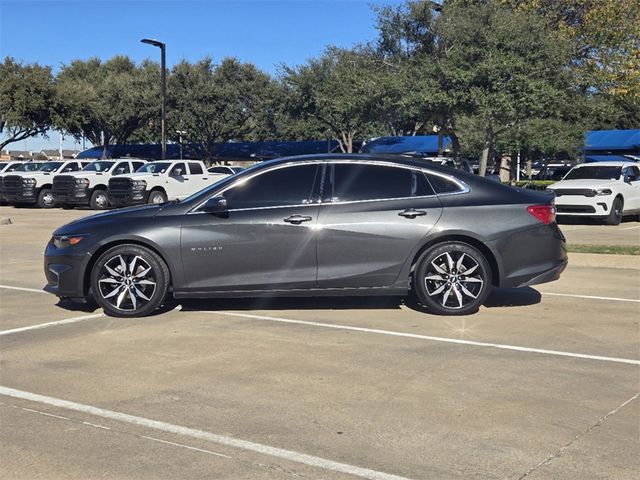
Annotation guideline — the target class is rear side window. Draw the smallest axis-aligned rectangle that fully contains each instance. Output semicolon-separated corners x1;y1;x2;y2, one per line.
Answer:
427;174;464;194
188;162;204;175
327;164;434;202
223;164;319;209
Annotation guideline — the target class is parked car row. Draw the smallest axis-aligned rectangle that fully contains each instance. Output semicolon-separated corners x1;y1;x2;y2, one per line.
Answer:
0;159;243;210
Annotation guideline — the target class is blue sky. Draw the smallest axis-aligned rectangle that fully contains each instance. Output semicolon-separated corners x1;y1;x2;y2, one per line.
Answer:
1;0;395;150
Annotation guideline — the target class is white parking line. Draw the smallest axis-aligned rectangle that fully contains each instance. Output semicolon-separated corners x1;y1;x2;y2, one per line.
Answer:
0;285;47;294
540;292;640;303
0;313;104;336
211;312;640;366
140;435;232;459
0;386;411;480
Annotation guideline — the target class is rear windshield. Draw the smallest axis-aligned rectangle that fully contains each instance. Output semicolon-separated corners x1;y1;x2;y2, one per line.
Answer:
83;161;115;172
137;162;173;174
564;166;621;180
39;162;63;172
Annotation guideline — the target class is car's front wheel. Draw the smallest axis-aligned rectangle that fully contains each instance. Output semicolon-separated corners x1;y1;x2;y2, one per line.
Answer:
37;188;56;208
605;197;623;225
413;241;491;315
90;189;109;209
90;244;170;317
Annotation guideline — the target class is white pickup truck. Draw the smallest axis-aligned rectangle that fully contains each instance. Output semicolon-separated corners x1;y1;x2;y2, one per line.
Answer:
108;160;229;207
53;158;147;209
3;160;91;208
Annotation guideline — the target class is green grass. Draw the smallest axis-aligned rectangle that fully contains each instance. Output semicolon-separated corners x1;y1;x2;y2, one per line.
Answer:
568;244;640;255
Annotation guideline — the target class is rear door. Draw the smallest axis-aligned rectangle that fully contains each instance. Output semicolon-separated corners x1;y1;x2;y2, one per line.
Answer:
188;162;210;193
317;162;443;288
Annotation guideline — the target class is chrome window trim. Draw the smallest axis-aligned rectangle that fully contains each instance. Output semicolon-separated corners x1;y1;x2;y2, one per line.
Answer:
188;159;469;215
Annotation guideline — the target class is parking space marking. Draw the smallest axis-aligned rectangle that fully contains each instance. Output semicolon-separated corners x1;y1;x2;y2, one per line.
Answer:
0;313;104;336
140;435;232;459
212;312;640;366
0;284;47;294
0;386;412;480
539;292;640;303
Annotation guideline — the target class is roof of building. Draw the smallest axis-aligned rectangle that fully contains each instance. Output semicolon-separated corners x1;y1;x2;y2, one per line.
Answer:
360;135;452;155
585;130;640;153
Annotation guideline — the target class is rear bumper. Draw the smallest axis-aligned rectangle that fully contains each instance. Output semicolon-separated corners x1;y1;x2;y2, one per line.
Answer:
517;258;568;287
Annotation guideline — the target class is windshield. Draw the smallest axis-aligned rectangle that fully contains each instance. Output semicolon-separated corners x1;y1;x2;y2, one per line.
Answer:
14;163;44;172
137;162;173;173
4;163;26;172
564;166;622;181
39;162;63;172
83;161;115;172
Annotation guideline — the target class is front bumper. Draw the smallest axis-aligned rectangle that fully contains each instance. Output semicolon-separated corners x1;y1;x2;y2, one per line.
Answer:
53;186;90;205
554;195;611;217
44;243;90;298
4;186;37;203
109;189;149;207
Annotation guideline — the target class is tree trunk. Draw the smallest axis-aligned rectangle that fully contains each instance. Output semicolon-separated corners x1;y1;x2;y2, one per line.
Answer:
479;130;492;177
499;155;511;183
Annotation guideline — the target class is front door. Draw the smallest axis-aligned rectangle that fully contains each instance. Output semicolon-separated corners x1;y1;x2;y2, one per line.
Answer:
317;162;443;288
181;163;322;291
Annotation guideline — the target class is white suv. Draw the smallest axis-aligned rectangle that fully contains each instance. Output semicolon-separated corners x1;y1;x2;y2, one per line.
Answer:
53;158;147;209
548;161;640;224
109;160;229;207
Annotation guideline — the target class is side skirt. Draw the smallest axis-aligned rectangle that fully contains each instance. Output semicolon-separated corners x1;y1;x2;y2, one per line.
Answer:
173;286;408;299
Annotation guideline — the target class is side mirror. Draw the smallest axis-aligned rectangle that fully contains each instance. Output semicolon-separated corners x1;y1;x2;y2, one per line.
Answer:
171;168;183;177
202;196;228;215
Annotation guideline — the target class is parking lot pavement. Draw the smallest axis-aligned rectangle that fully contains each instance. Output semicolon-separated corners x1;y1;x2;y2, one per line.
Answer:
559;218;640;246
1;207;639;479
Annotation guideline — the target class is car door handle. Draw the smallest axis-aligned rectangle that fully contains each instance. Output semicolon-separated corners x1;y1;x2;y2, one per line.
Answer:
284;215;313;224
398;209;427;219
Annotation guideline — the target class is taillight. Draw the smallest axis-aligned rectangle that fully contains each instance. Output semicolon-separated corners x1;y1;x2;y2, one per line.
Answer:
527;204;556;225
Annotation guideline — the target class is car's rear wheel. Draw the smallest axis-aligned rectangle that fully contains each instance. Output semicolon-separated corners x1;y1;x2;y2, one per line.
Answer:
90;189;109;209
90;244;170;317
37;188;56;208
413;242;491;315
148;190;167;204
605;197;623;225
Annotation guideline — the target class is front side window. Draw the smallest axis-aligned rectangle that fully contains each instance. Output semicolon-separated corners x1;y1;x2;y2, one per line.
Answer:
170;163;186;176
223;164;319;209
61;162;81;172
113;162;130;174
39;162;63;172
326;163;434;202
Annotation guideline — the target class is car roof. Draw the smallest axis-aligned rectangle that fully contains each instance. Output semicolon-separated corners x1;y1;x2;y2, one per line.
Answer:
261;153;466;176
576;161;637;167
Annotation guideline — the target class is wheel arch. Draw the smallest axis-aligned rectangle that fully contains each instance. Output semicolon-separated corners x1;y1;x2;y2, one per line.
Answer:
91;184;108;192
83;238;174;297
409;233;502;287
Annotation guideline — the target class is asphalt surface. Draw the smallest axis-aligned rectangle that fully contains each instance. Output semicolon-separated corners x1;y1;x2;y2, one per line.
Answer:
559;217;640;247
0;206;638;480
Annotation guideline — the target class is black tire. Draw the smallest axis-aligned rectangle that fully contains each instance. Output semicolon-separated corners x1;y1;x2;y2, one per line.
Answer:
61;203;75;210
413;241;492;316
90;244;171;317
147;190;167;204
89;189;109;210
37;188;56;208
605;197;623;225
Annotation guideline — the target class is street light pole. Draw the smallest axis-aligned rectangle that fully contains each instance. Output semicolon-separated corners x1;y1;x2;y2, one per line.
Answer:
176;130;187;160
141;38;167;160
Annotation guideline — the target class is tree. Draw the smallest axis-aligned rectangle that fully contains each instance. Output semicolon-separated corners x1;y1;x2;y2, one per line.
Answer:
0;57;55;150
53;56;159;157
435;1;575;175
282;47;380;153
169;57;271;161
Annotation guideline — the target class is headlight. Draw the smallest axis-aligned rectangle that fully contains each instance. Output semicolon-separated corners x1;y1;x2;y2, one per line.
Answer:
22;178;36;186
596;188;612;196
52;234;86;249
131;180;147;189
75;178;90;186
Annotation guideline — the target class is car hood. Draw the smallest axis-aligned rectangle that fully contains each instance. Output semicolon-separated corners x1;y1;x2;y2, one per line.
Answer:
548;179;619;190
53;204;165;235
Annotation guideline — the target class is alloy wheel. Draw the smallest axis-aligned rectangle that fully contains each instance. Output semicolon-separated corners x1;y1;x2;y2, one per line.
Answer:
97;254;157;311
424;251;484;310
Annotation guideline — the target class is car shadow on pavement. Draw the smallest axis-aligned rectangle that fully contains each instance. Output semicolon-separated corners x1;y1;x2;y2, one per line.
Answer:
176;287;541;315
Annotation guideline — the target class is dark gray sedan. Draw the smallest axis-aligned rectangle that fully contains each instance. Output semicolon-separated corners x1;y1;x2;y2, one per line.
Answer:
44;154;567;317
